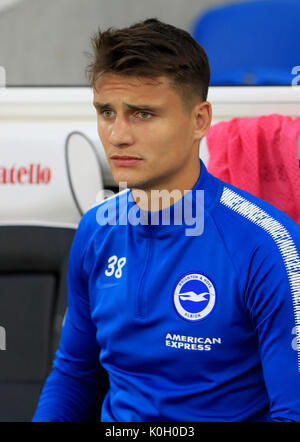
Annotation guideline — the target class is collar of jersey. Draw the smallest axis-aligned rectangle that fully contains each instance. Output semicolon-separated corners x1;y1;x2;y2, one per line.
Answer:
121;159;221;237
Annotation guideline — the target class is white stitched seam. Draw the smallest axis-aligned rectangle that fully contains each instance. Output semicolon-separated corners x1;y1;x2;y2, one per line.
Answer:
220;186;300;372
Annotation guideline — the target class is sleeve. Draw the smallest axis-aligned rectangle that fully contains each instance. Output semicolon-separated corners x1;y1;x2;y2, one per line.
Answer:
245;221;300;422
32;213;108;422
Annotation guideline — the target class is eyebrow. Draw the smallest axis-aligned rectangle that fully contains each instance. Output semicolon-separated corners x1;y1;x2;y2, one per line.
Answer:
93;102;163;112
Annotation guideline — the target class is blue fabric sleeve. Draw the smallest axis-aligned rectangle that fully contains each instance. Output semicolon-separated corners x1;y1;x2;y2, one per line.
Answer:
244;222;300;422
32;212;108;422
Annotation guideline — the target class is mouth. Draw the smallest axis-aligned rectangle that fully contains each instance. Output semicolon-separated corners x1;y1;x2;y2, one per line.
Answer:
110;155;144;167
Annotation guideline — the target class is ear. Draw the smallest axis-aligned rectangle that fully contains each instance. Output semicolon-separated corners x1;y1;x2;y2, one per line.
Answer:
192;101;212;142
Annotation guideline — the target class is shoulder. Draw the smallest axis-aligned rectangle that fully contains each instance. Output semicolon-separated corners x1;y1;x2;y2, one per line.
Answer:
210;179;300;301
213;180;300;249
81;188;129;227
75;188;130;245
210;179;300;284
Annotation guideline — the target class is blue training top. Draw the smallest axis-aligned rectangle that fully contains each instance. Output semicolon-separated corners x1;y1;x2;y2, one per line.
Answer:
33;160;300;422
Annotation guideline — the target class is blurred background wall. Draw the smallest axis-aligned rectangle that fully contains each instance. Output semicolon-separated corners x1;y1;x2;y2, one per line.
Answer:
0;0;248;86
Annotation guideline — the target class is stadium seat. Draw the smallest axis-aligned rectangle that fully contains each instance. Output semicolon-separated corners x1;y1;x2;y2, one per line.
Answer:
191;0;300;85
0;128;104;421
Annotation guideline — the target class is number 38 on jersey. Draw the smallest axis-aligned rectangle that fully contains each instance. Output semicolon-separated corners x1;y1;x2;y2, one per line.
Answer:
105;255;127;279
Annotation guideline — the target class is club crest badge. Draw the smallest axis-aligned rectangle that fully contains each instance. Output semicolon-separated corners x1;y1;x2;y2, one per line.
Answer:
173;272;216;321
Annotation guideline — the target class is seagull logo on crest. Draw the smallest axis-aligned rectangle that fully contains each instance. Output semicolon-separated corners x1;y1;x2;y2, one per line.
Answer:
179;291;210;302
173;272;216;322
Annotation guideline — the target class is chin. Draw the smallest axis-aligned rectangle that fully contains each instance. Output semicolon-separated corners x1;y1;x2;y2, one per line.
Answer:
112;170;145;190
114;179;143;190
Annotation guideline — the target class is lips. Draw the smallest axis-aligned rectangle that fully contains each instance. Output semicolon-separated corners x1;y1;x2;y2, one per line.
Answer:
110;155;143;167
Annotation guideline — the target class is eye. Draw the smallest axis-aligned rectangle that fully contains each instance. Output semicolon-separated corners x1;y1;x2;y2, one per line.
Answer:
137;111;153;119
101;109;115;118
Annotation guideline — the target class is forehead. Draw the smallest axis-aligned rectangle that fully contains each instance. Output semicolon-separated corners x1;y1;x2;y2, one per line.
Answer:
93;73;179;103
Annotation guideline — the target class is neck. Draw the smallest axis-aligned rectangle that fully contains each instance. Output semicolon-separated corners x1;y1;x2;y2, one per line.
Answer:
131;157;201;212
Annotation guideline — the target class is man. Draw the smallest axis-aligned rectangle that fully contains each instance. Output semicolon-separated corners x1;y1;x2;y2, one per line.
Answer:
33;18;300;422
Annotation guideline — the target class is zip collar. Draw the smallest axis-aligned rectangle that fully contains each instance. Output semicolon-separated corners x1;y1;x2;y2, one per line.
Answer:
117;160;222;237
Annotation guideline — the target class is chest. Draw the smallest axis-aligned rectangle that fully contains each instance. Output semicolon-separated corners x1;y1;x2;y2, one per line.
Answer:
88;225;250;350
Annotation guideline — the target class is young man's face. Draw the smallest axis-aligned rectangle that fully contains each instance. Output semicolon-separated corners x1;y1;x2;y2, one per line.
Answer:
93;73;210;192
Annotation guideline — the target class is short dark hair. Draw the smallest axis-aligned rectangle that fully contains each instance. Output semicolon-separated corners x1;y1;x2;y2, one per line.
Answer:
86;18;210;111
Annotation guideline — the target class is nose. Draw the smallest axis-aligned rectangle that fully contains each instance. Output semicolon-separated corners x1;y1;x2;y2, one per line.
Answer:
108;116;134;147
